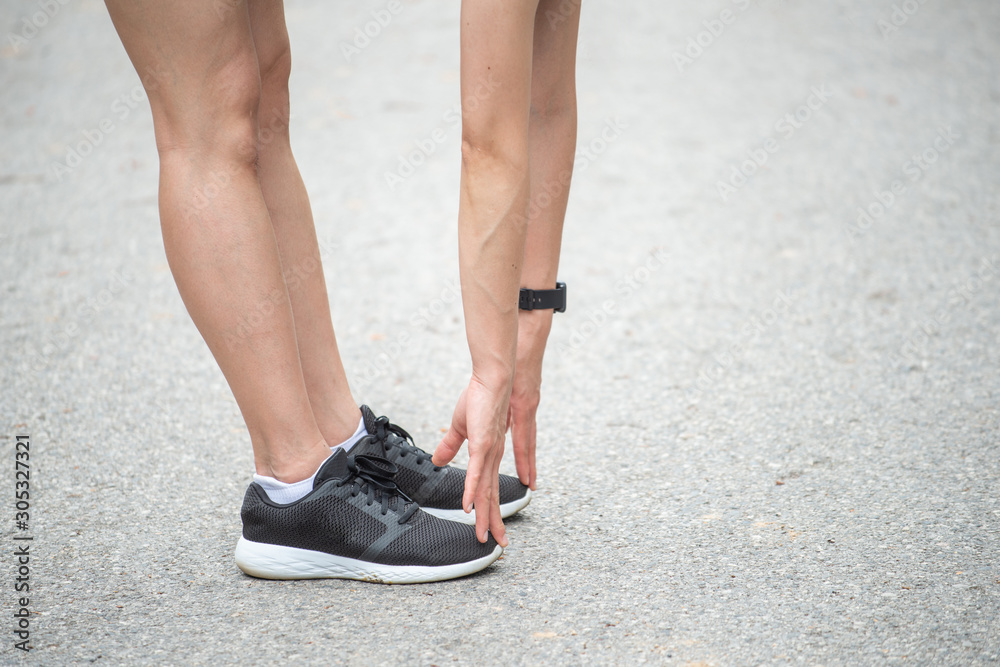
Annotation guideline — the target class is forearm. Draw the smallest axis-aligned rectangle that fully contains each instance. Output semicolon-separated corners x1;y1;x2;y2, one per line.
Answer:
456;0;537;389
520;105;577;291
521;0;579;292
458;150;529;388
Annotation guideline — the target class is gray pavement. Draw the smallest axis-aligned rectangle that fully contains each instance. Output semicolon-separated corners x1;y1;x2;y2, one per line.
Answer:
1;0;999;664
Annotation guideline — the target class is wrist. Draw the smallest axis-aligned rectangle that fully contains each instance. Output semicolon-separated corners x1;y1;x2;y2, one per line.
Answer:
471;363;515;395
518;307;553;339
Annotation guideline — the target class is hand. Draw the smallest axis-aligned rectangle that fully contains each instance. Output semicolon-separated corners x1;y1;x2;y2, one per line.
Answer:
508;310;552;490
433;375;511;547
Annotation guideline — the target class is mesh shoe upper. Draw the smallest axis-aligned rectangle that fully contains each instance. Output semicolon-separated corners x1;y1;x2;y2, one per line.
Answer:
356;405;529;510
240;449;497;567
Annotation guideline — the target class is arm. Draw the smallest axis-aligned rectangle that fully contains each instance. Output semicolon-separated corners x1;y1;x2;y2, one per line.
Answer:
509;0;581;490
431;0;538;546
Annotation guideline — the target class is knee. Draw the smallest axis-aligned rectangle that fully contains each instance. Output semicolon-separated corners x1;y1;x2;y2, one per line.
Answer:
151;51;262;166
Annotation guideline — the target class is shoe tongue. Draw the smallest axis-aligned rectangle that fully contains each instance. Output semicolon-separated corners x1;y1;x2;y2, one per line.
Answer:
352;433;387;457
313;448;350;489
359;404;378;434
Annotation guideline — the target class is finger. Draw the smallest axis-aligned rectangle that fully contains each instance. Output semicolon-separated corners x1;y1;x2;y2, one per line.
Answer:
487;450;507;547
464;446;484;517
489;504;507;547
474;459;503;546
474;487;490;544
511;406;532;487
471;439;500;543
528;416;537;490
434;389;468;466
433;425;465;467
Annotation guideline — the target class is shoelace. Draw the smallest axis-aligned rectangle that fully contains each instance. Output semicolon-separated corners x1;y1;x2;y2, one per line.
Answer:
337;453;418;524
372;416;442;471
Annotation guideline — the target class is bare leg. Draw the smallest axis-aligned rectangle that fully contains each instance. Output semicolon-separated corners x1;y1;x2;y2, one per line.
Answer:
104;0;329;482
247;0;361;446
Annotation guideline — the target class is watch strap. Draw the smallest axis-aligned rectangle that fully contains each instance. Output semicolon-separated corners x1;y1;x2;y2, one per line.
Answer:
519;282;566;312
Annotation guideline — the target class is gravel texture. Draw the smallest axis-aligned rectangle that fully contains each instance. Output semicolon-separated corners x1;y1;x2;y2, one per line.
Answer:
1;0;998;664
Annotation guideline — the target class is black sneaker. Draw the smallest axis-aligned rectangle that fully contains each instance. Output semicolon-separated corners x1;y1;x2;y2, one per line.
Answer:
354;405;532;525
234;448;502;583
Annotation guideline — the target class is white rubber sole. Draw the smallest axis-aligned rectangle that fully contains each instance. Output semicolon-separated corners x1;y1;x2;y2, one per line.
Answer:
234;537;502;584
421;489;532;525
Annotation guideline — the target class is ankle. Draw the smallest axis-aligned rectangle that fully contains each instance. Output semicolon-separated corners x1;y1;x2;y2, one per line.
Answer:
317;405;363;447
256;437;330;483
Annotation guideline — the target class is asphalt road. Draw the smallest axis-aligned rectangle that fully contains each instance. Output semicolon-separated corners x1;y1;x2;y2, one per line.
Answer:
1;0;998;664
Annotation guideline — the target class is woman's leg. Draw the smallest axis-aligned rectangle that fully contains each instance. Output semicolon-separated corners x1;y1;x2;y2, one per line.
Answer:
247;0;361;447
104;0;330;482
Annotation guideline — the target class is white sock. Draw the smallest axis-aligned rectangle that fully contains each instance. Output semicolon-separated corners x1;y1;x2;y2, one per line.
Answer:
253;416;366;504
253;453;332;504
333;416;367;452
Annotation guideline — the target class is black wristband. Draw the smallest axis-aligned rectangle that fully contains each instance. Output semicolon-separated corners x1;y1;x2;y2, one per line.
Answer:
519;282;566;313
